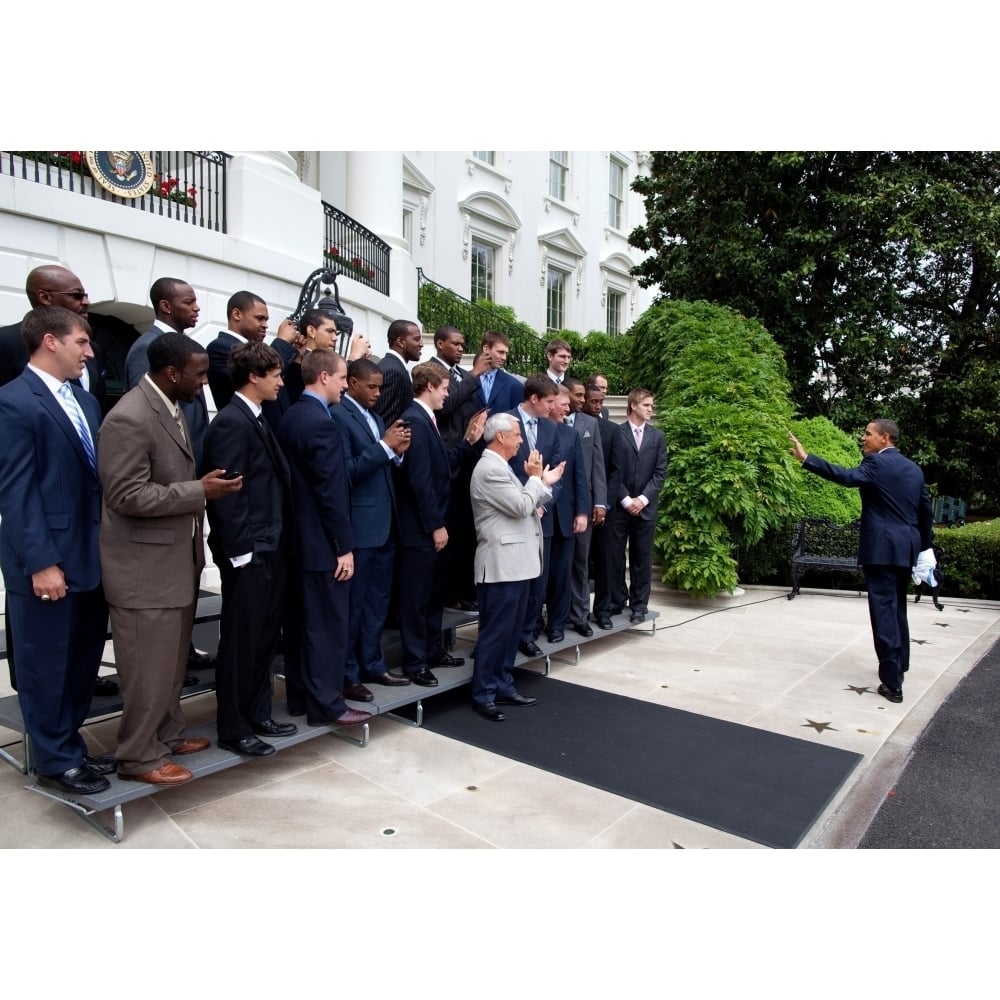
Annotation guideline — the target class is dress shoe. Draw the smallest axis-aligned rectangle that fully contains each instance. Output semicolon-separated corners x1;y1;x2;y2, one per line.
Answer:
84;753;116;775
495;692;538;708
364;671;411;686
253;719;298;736
343;683;375;702
596;616;613;630
93;677;119;697
287;704;306;717
573;621;593;637
431;652;466;667
546;630;565;644
406;667;439;687
449;598;478;612
473;702;505;722
187;649;216;670
219;735;276;757
171;737;211;755
609;606;623;616
335;707;373;726
877;683;903;704
37;765;110;795
183;672;199;687
518;640;543;658
119;761;193;785
630;611;646;624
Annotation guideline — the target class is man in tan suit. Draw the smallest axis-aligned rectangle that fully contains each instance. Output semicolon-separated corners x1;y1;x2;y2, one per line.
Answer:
99;332;242;785
469;413;564;721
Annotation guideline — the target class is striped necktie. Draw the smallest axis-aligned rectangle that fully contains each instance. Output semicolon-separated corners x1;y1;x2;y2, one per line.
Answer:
58;382;97;473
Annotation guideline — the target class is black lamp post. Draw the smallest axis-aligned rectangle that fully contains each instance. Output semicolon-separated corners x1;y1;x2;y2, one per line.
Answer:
290;268;354;356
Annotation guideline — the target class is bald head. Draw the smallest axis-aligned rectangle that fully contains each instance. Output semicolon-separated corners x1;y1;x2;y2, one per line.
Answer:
25;265;89;316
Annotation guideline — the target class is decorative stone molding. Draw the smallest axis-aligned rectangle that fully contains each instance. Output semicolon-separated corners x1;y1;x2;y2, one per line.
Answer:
539;245;548;286
419;195;429;246
576;260;584;297
601;272;608;307
462;212;471;260
507;233;517;275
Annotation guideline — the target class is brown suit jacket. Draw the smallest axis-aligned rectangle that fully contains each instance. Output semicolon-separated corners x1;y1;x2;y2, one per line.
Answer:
98;378;206;609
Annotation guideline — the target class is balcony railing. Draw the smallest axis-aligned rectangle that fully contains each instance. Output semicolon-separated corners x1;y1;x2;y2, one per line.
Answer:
2;151;229;232
417;269;548;374
322;201;390;296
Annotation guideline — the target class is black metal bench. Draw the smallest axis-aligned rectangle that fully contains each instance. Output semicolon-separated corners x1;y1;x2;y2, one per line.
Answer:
787;518;863;600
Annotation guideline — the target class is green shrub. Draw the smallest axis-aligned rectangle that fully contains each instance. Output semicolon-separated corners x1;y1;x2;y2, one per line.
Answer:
630;299;802;597
934;519;1000;599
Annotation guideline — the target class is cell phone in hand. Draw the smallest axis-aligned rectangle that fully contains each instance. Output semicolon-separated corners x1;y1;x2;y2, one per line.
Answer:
222;471;242;480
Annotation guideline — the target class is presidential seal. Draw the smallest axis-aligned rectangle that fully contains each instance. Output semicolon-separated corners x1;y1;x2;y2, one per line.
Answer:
85;151;154;198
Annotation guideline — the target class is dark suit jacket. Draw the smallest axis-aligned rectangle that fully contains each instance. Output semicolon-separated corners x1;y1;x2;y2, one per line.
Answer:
551;422;590;536
0;368;102;595
125;325;209;466
0;320;107;411
431;357;483;447
205;331;242;411
331;396;396;549
202;396;291;562
276;392;355;571
484;368;523;415
803;448;933;567
608;420;669;521
506;407;562;537
395;401;468;549
373;352;413;428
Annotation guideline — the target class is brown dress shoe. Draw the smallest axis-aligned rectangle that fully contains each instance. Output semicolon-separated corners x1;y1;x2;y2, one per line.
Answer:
171;737;211;755
334;708;373;726
119;761;193;785
343;682;374;702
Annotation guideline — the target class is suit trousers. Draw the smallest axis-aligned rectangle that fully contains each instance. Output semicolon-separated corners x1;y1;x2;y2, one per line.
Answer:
111;601;194;775
864;564;911;692
522;535;552;642
545;531;576;634
282;569;349;724
602;507;655;613
8;586;107;775
215;550;285;741
569;522;594;625
345;538;395;683
397;545;445;673
473;579;530;705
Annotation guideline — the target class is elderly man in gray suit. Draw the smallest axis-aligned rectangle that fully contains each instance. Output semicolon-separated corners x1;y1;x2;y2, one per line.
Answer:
469;413;564;721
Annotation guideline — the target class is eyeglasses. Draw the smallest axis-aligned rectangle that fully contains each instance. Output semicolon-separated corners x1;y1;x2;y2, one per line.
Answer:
43;289;88;301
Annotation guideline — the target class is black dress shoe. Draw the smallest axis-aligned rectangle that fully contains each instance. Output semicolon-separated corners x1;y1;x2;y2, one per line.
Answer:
546;630;565;644
609;606;623;615
219;736;276;757
450;598;478;612
252;719;298;737
37;766;110;795
518;640;543;658
877;683;903;704
431;652;466;667
364;671;411;686
93;677;119;697
473;702;506;722
630;611;646;624
406;668;439;687
573;621;593;637
187;649;216;670
595;616;613;630
183;672;199;687
84;753;116;775
343;682;375;702
286;705;306;717
495;692;538;707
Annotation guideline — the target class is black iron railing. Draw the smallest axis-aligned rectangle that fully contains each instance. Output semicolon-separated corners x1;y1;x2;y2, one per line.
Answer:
417;269;548;375
2;151;229;232
322;201;390;296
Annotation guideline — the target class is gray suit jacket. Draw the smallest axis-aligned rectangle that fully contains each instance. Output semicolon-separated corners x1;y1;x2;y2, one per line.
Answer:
470;449;551;584
98;379;207;609
571;411;607;510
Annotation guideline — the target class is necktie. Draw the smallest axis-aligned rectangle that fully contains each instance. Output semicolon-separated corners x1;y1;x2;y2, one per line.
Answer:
634;425;643;449
565;413;575;428
432;412;440;434
480;369;495;403
58;382;97;472
451;364;462;384
526;417;537;450
364;408;380;441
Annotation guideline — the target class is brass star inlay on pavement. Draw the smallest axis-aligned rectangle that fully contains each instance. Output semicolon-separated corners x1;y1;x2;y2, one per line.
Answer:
802;719;838;733
846;685;871;695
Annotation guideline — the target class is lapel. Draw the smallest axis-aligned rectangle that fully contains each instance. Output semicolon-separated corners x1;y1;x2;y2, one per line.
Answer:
346;396;380;442
24;369;96;478
234;396;290;485
140;378;194;462
414;403;446;461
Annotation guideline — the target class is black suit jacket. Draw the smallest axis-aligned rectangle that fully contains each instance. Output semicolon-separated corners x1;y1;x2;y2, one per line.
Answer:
202;396;291;562
276;392;354;571
431;356;484;447
506;407;562;537
205;331;242;411
373;352;413;428
607;420;669;521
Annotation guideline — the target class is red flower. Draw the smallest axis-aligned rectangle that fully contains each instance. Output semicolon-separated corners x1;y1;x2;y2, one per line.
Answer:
330;245;339;256
351;256;362;267
187;186;197;196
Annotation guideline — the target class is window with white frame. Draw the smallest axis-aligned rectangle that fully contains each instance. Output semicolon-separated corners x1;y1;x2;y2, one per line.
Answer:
402;209;413;253
473;151;496;166
546;266;567;332
549;151;569;201
609;157;626;230
471;241;495;303
607;289;624;335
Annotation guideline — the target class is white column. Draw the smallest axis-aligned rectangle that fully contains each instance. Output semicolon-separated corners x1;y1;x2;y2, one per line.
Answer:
226;151;320;264
345;152;415;320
